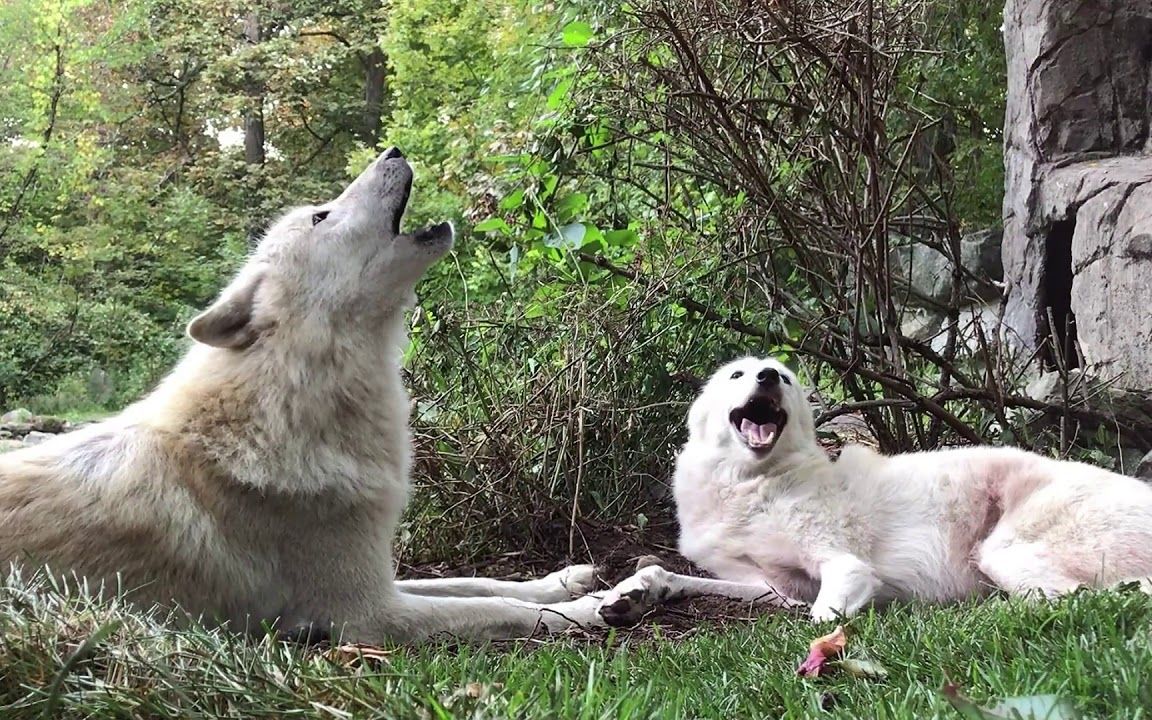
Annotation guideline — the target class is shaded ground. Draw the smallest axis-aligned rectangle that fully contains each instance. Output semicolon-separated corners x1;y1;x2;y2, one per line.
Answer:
397;515;797;641
396;430;859;640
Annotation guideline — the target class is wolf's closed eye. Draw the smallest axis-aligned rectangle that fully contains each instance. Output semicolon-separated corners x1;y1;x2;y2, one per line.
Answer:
312;211;330;226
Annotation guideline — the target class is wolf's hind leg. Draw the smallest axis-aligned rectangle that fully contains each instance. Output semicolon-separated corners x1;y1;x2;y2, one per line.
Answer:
976;533;1083;598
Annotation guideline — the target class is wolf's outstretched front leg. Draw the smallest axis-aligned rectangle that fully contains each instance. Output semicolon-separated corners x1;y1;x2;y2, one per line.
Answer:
596;565;806;626
347;591;606;643
395;565;597;603
809;554;882;622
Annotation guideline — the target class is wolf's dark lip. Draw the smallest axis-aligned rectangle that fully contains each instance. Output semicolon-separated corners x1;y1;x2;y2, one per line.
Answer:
413;221;453;245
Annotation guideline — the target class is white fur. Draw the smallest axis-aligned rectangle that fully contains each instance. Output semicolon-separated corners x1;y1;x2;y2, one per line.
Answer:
0;151;604;642
599;356;1152;625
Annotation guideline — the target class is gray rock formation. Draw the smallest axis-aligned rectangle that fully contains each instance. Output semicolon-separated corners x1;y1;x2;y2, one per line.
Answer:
21;431;55;446
891;229;1003;308
892;229;1004;351
0;408;32;425
1025;368;1152;450
1002;0;1152;388
0;412;89;444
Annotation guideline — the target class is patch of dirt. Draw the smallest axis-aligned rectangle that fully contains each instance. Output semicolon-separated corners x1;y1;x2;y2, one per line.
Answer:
571;516;698;584
585;594;799;643
392;430;866;642
398;515;686;585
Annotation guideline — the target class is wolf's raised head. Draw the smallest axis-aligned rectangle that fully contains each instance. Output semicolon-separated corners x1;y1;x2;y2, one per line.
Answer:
187;148;453;350
686;357;816;463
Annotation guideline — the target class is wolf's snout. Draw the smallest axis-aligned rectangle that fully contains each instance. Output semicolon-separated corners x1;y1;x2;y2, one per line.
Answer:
756;367;780;386
723;363;790;454
382;146;405;160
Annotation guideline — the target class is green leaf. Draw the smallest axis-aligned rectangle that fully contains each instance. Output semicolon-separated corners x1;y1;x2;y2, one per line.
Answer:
473;217;510;233
555;192;588;221
578;224;603;251
783;317;805;342
541;174;559;200
547;78;573;110
546;222;586;249
604;228;640;248
524;302;549;319
499;189;525;211
561;21;593;47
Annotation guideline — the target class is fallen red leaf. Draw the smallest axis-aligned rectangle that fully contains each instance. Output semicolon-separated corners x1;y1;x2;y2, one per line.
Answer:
797;625;848;677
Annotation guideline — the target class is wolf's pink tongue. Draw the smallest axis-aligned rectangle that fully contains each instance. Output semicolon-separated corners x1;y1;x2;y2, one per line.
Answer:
740;418;778;447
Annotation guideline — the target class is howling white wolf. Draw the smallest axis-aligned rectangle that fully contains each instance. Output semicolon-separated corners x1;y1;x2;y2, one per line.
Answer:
0;149;603;642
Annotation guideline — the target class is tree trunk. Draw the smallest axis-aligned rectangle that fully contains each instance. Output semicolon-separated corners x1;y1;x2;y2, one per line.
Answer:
243;11;266;167
361;47;387;146
243;10;265;247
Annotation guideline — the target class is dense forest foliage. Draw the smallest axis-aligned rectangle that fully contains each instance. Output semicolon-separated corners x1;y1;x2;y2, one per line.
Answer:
1;0;1007;556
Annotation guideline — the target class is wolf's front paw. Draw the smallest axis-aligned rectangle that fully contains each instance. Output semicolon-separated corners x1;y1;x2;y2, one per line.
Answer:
539;564;599;601
540;594;605;633
809;604;842;623
597;565;667;627
277;621;332;646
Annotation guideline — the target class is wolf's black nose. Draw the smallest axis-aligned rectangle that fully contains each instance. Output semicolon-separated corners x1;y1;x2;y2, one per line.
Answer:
756;367;780;386
383;146;404;160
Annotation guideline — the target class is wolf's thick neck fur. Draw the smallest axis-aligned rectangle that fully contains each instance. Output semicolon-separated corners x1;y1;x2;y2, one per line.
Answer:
130;308;414;499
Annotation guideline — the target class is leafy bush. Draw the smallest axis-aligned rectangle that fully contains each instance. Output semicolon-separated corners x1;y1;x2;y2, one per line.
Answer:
0;0;1031;560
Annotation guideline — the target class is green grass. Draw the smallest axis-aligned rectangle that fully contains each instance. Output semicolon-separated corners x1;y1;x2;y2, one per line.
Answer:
50;408;117;424
3;573;1152;719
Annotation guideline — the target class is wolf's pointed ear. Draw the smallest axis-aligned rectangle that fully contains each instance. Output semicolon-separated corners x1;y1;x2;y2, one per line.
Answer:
187;270;266;349
686;393;710;440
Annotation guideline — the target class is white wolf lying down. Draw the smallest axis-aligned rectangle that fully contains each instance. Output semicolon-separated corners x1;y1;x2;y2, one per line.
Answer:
598;356;1152;625
0;149;604;643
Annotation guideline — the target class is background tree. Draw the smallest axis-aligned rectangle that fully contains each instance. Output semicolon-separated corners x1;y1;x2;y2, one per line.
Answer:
0;0;1045;560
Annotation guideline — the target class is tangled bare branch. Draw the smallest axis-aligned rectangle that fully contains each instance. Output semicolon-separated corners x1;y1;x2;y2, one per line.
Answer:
580;0;1152;451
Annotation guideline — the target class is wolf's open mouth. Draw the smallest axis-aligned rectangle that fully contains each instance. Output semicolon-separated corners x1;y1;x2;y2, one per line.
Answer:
390;175;412;236
729;395;788;452
414;221;453;245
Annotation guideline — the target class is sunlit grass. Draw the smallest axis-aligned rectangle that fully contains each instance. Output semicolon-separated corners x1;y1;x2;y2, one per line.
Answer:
2;571;1150;719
